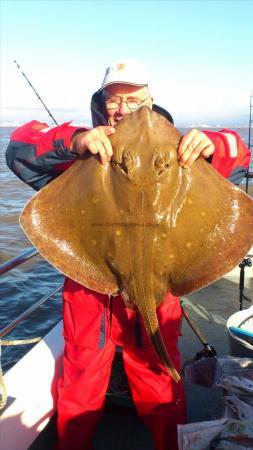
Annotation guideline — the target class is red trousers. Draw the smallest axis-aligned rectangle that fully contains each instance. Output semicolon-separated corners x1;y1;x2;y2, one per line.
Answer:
57;279;186;450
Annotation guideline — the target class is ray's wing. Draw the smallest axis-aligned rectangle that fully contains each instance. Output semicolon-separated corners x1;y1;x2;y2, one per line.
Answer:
20;158;119;294
162;158;253;296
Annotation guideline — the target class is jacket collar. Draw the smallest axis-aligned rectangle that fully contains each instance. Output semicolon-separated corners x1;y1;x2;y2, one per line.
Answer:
90;90;174;127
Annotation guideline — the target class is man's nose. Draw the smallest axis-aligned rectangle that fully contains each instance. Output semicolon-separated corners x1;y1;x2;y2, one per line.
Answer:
118;100;130;116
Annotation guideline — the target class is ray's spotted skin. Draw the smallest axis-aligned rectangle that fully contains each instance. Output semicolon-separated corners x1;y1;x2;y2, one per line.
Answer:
20;107;253;382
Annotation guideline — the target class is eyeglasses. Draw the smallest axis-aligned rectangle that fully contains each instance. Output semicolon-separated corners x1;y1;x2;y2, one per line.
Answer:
105;95;150;111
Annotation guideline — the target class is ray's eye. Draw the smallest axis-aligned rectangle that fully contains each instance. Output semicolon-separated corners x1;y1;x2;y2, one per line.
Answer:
118;151;134;174
116;162;128;175
114;149;130;174
154;153;170;175
122;152;132;165
155;156;164;169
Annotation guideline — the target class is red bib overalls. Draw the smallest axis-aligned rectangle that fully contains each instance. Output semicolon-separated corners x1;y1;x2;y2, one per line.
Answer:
57;278;186;450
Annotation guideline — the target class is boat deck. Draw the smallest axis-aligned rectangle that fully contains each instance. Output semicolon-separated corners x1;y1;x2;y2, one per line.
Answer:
29;402;153;450
28;383;224;450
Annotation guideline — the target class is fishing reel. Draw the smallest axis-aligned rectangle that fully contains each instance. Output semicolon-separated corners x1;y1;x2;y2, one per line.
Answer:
194;343;217;360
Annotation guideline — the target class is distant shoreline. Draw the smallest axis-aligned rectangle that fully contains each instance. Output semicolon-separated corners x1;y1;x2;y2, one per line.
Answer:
0;124;251;129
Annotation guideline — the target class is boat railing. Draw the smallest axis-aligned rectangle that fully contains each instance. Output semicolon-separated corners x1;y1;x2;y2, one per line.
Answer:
0;246;63;338
0;246;38;275
0;284;63;340
0;248;63;409
0;247;63;339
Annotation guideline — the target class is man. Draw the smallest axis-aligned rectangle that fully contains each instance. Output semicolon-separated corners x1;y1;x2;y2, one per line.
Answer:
6;59;250;450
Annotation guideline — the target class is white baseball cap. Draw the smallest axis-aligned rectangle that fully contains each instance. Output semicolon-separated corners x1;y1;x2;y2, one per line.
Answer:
98;59;150;92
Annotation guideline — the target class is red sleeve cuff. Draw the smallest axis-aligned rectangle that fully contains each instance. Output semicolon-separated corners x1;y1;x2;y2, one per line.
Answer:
54;123;88;149
10;120;89;157
202;129;251;178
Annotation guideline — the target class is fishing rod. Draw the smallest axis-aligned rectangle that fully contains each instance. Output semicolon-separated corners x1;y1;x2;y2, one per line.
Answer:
245;90;253;194
180;300;217;359
13;60;59;126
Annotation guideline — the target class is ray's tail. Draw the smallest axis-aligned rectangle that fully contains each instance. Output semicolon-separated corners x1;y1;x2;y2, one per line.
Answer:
128;190;181;382
139;302;181;383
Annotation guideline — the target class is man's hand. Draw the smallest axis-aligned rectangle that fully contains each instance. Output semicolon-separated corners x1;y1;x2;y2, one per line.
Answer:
178;129;215;168
70;126;116;165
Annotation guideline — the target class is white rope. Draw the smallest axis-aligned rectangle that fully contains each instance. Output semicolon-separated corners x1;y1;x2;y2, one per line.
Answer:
0;337;41;410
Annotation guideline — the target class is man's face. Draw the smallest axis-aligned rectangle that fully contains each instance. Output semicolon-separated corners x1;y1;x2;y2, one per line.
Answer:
104;84;153;127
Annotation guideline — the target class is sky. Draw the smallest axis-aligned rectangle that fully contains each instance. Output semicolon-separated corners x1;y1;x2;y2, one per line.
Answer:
1;0;253;126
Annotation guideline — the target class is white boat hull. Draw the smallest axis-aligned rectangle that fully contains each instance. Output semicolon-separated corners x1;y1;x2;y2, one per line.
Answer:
0;321;64;450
